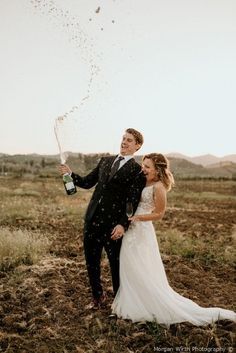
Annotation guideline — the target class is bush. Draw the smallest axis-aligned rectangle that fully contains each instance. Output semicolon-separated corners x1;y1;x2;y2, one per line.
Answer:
0;227;51;271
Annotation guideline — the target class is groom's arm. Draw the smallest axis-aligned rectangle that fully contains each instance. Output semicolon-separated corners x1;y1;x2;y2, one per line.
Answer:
59;159;102;189
71;159;102;189
118;171;146;231
111;171;146;240
128;171;146;212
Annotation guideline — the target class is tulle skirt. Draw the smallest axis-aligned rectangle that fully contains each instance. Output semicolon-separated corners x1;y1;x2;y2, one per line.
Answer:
112;221;236;326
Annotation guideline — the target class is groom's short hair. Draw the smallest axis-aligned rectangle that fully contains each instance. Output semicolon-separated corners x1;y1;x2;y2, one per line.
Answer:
126;128;144;146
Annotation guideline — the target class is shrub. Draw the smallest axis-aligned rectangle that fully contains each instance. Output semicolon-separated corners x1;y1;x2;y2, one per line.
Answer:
0;227;51;271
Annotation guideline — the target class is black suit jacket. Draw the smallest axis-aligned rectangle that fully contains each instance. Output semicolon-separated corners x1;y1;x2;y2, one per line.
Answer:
71;155;146;230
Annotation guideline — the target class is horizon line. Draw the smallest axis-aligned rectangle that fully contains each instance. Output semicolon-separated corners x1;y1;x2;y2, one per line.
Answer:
0;151;235;159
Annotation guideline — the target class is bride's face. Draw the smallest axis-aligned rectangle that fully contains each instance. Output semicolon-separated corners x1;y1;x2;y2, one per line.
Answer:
142;158;157;182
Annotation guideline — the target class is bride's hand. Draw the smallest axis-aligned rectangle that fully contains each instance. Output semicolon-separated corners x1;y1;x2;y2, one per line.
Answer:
128;215;140;222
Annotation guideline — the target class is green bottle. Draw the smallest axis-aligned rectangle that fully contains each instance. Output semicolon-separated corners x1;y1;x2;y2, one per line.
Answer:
63;173;77;195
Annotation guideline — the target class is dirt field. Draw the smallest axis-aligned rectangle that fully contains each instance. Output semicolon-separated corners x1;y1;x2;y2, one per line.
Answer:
0;177;235;352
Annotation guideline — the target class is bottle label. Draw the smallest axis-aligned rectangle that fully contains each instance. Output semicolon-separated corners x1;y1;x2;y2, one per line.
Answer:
65;182;75;191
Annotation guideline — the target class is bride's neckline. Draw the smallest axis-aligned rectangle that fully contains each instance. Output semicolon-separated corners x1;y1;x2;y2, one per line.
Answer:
145;183;156;188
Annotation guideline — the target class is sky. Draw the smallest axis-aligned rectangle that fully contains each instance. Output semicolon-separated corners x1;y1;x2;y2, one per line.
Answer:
0;0;236;157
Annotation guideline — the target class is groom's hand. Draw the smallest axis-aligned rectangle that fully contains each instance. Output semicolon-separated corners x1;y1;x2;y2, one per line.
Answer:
111;225;125;240
58;164;72;175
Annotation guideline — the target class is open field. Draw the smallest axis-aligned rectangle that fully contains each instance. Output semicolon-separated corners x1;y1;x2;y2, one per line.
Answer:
0;177;235;352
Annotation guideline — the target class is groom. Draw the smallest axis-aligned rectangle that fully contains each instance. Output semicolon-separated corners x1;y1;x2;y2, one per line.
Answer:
59;128;145;308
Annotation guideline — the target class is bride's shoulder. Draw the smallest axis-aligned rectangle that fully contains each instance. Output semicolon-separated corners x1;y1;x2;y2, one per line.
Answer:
153;182;167;204
153;181;165;190
153;181;166;195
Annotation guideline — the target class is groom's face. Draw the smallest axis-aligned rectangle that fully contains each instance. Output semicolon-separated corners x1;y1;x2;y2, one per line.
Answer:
120;132;140;156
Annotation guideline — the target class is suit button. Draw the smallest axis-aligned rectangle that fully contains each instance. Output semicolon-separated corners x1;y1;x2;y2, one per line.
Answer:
98;196;103;203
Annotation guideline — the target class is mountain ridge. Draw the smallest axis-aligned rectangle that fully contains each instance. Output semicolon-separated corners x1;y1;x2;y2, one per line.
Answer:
1;152;236;179
166;153;236;167
1;152;236;167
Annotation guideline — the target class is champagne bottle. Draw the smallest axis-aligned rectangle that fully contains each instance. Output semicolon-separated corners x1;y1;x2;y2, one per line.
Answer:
63;173;77;195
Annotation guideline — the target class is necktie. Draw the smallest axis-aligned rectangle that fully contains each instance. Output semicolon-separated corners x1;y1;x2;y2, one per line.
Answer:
108;156;124;181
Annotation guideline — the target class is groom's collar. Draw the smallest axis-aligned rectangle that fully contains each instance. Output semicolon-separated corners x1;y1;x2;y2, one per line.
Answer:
117;154;134;162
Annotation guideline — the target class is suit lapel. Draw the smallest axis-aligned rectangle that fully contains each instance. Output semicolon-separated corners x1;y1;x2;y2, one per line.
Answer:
107;157;135;182
103;155;117;182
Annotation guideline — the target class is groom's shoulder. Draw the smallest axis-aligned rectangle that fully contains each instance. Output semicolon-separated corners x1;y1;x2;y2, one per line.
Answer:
129;158;142;174
97;155;115;166
132;157;142;168
98;154;115;161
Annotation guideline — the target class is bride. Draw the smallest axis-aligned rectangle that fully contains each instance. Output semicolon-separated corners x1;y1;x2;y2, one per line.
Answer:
111;153;236;326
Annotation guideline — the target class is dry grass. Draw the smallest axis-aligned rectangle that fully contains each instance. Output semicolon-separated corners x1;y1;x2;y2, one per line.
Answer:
0;177;235;352
157;228;236;265
0;227;51;270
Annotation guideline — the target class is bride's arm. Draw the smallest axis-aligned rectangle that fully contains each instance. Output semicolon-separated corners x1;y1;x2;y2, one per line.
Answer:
129;182;167;222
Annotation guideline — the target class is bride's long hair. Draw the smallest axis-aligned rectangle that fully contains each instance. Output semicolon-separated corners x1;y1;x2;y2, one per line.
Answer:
143;153;175;191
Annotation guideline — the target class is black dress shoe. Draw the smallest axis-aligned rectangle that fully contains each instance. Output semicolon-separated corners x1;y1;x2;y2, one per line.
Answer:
98;292;107;307
108;313;117;319
86;293;107;310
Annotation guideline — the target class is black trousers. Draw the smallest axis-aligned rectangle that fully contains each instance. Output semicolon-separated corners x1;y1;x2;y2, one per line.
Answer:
83;212;122;299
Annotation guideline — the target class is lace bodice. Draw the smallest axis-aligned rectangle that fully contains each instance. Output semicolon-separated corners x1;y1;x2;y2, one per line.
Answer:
135;185;155;215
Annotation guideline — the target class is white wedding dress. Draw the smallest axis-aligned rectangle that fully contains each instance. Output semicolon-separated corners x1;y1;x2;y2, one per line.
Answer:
112;185;236;326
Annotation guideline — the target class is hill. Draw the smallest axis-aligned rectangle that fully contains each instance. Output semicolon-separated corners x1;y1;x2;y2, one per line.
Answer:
205;161;236;178
0;153;236;179
167;153;236;167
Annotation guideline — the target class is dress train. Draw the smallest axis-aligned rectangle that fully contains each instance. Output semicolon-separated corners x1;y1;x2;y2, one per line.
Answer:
112;185;236;326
